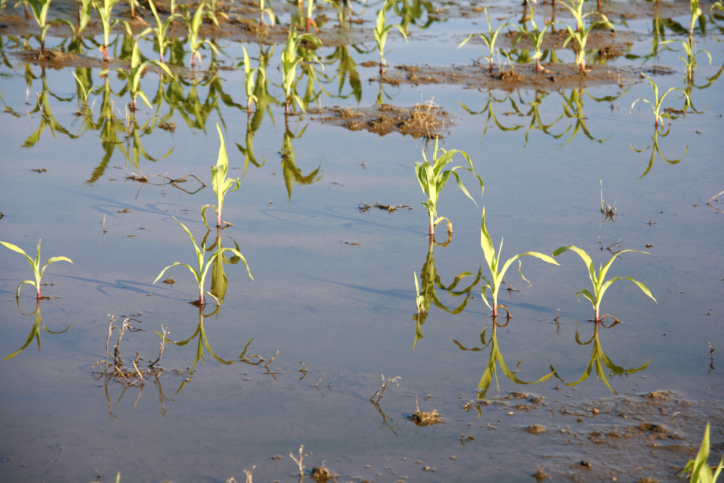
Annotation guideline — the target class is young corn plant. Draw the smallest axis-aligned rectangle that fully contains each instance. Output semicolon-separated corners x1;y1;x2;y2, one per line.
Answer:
682;423;724;483
281;28;322;115
27;0;67;53
0;240;73;299
142;0;180;64
179;2;219;70
677;38;711;82
414;137;484;236
630;75;691;129
559;0;613;73
57;0;93;51
374;1;407;76
153;218;252;306
512;9;551;74
552;245;656;323
201;124;240;229
479;208;559;318
95;0;123;61
567;320;650;394
258;0;274;27
458;7;510;74
690;0;703;37
100;37;173;112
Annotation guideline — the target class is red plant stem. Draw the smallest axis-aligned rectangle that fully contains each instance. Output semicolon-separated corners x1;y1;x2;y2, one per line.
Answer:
489;58;494;73
536;59;540;74
306;16;311;33
36;284;41;299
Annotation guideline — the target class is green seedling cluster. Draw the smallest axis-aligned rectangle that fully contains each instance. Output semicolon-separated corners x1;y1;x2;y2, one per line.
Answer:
0;239;73;299
512;8;550;75
559;0;613;73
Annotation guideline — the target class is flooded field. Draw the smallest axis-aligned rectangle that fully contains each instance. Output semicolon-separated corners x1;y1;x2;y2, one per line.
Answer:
0;0;722;481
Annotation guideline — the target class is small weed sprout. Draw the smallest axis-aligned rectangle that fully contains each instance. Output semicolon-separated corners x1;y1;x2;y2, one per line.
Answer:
153;217;252;306
143;0;180;64
479;208;559;318
414;137;483;235
281;28;322;115
630;75;691;129
458;7;510;74
100;37;173;112
0;239;72;299
559;0;613;73
201;124;240;229
95;0;123;61
512;8;551;74
682;423;724;482
179;2;219;70
374;0;407;76
552;245;656;323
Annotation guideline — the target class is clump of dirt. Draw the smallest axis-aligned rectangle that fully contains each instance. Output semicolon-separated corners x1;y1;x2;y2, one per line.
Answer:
310;465;336;482
308;103;450;139
409;409;444;426
598;44;624;58
372;63;644;92
527;425;546;434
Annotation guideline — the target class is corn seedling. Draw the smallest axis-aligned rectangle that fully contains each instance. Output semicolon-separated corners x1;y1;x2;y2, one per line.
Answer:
153;217;252;306
677;38;711;82
414;137;483;236
552;245;656;323
4;300;71;360
241;46;262;116
559;0;613;73
690;0;703;36
630;75;691;129
142;0;180;64
458;8;510;74
258;0;274;27
95;0;123;61
454;322;557;399
512;9;550;74
100;37;173;112
682;423;724;483
281;28;322;115
567;321;650;394
200;124;240;228
179;2;219;70
374;1;407;76
56;0;93;47
26;0;68;52
479;208;559;318
1;239;73;299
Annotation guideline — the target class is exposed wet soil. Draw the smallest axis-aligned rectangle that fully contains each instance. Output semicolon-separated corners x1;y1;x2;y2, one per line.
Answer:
308;103;451;138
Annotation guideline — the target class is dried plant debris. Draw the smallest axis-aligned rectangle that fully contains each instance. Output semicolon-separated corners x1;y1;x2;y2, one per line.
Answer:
308;103;450;139
372;63;643;91
526;425;546;434
358;203;412;214
310;465;337;483
409;408;444;426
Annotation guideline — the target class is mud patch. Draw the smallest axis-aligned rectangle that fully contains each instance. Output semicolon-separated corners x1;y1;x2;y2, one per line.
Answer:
309;103;451;138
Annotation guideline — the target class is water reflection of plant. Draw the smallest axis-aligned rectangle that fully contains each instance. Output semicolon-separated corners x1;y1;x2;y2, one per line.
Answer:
201;230;243;304
559;88;613;144
1;239;73;299
631;75;691;129
630;126;688;179
281;124;323;201
454;320;557;399
391;0;435;34
566;320;649;394
412;236;482;347
459;90;524;142
553;245;656;324
23;71;77;147
281;28;322;116
414;137;483;236
325;44;367;103
479;208;558;318
3;299;71;360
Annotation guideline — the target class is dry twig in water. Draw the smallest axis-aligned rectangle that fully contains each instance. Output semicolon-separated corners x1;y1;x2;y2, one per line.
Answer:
290;445;309;476
370;374;401;404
